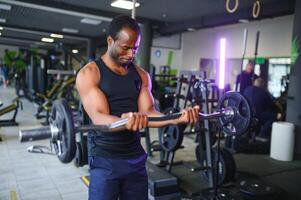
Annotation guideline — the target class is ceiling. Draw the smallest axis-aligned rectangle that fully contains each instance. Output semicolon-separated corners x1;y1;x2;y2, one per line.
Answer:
0;0;296;51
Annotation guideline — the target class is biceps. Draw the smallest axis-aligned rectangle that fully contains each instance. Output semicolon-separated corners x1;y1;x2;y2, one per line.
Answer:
138;87;156;112
81;88;109;118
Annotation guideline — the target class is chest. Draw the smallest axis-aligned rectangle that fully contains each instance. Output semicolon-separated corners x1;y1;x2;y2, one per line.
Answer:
100;72;141;99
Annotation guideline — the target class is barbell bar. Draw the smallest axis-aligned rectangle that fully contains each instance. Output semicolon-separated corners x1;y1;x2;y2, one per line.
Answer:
20;107;232;142
19;91;251;163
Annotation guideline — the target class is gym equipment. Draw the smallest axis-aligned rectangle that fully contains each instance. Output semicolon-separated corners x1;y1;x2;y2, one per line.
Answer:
218;91;251;136
195;147;236;185
239;179;277;198
47;69;76;76
225;0;239;13
202;188;244;200
147;161;180;199
253;0;261;18
19;91;251;163
0;98;22;126
34;74;77;123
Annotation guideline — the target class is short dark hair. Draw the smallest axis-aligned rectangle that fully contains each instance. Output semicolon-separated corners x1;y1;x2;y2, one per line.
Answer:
108;15;140;40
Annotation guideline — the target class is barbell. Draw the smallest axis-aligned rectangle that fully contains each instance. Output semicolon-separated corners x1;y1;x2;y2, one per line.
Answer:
19;91;251;163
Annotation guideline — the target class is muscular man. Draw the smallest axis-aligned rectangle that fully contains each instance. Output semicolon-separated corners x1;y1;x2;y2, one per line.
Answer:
76;15;199;200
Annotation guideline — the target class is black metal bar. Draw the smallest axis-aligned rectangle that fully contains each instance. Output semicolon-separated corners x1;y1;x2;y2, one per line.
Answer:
76;110;227;133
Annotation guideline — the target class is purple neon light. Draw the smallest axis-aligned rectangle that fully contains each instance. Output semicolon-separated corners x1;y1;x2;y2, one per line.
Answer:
219;38;226;89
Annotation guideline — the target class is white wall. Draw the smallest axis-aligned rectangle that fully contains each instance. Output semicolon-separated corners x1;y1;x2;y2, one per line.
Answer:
0;45;19;60
151;34;183;72
181;15;294;71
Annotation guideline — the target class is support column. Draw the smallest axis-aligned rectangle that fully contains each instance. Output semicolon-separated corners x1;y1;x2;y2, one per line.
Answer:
87;38;97;61
136;21;152;72
286;1;301;158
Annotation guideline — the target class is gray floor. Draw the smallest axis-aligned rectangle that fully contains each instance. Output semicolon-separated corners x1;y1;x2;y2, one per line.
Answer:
1;86;301;200
0;88;88;200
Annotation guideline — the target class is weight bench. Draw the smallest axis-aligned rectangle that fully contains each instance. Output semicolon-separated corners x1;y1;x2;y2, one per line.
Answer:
0;98;22;126
147;161;180;200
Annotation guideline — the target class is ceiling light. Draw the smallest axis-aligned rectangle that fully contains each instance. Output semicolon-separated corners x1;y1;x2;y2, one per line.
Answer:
0;3;11;11
0;32;2;36
238;19;249;23
72;49;79;54
81;18;102;25
62;28;79;34
50;33;63;38
0;27;3;30
41;37;54;43
187;28;196;32
0;18;7;23
111;0;140;10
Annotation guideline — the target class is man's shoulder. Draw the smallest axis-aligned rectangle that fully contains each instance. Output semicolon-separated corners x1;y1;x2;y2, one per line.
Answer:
77;61;100;81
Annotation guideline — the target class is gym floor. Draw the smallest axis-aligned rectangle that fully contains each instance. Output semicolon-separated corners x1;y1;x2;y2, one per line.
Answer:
1;86;301;200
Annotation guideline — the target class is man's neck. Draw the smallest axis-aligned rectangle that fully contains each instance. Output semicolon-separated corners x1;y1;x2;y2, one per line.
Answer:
101;53;129;75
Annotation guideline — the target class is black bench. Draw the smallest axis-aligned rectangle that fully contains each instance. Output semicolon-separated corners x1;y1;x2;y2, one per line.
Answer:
146;161;180;200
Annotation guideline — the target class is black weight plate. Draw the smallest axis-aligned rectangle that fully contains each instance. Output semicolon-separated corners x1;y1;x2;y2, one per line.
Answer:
202;188;244;200
51;99;76;163
195;144;204;164
217;92;252;136
198;148;236;185
239;179;277;197
158;107;185;152
74;142;84;167
159;125;182;152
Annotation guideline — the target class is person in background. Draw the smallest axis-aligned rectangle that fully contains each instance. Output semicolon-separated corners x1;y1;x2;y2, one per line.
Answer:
243;77;277;141
0;56;9;87
236;62;258;93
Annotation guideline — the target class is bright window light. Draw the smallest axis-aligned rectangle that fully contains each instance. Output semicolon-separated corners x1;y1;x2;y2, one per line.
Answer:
111;0;140;10
50;33;63;38
41;37;54;43
218;38;226;89
0;27;3;30
72;49;79;54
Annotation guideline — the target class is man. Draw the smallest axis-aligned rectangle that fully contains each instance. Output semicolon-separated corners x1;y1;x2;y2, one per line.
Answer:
76;15;199;200
243;78;277;140
235;62;258;93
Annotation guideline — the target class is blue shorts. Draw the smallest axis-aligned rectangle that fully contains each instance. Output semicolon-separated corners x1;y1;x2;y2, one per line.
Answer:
89;154;148;200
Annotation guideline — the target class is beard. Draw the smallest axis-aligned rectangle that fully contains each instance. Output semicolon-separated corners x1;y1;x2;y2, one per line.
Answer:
109;50;134;68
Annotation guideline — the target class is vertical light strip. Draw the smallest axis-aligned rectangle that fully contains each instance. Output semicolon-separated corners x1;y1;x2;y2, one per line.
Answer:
219;38;226;89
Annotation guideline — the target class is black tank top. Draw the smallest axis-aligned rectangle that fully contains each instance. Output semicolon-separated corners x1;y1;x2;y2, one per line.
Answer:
87;58;145;159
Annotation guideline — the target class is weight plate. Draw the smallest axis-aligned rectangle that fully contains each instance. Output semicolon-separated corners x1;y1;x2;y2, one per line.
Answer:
158;107;185;152
51;99;76;163
197;148;236;185
217;92;252;136
74;142;84;167
239;179;277;197
159;125;182;152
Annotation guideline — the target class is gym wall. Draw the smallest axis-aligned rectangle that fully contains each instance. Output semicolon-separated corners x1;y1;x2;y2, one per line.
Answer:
182;15;294;71
0;45;19;58
150;15;294;73
151;34;183;71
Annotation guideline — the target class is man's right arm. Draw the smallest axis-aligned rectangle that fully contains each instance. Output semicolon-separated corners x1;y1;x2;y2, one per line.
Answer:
76;62;120;125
